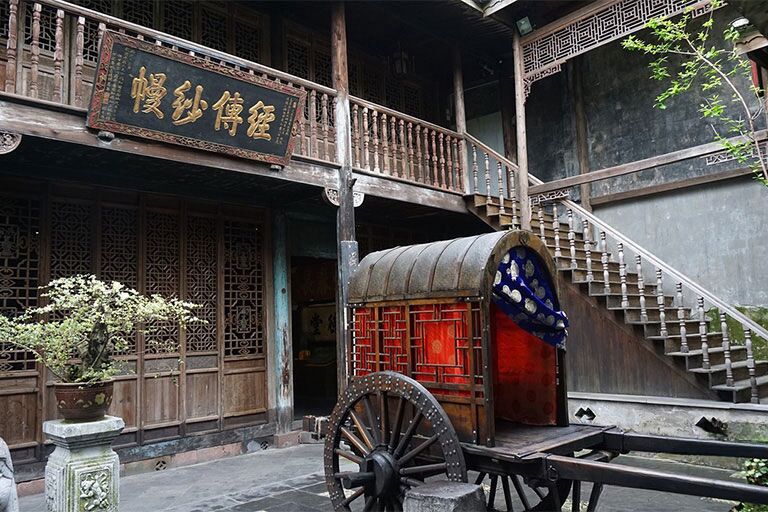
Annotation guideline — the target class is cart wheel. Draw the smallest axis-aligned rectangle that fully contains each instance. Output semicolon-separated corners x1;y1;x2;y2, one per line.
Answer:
324;371;467;511
475;471;572;511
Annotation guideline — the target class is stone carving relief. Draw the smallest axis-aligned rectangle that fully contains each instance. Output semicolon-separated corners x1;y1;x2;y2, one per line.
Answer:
0;437;19;512
79;470;111;511
0;133;22;155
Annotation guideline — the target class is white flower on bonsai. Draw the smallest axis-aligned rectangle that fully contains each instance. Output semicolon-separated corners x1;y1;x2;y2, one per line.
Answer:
0;275;202;383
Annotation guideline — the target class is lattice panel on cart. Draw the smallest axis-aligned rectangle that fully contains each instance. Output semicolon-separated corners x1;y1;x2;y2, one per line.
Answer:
23;2;57;53
162;1;195;41
100;206;138;354
351;307;376;377
50;201;93;279
522;0;703;76
186;215;217;352
144;211;180;354
0;196;40;373
223;220;264;358
410;303;475;390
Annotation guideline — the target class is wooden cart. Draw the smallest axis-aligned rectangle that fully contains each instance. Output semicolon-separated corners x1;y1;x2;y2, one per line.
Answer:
324;230;768;511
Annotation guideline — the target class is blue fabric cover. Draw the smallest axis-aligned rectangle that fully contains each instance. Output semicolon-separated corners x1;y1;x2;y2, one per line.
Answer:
492;247;568;349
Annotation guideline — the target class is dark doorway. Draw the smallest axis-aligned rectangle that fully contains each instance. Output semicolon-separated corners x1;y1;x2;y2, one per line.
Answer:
291;257;338;419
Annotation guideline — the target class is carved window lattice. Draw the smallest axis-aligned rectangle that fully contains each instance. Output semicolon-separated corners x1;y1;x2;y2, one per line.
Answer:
49;201;93;279
75;0;114;62
121;0;156;31
234;17;261;64
144;211;180;355
402;84;422;118
0;196;40;373
285;37;310;82
523;0;704;77
100;206;138;355
223;220;264;359
162;1;195;41
362;67;385;106
185;215;217;352
313;46;332;88
0;1;10;40
23;3;57;53
385;81;403;114
200;5;228;54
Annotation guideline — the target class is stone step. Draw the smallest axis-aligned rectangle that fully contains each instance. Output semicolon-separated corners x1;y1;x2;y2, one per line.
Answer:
712;374;768;403
667;345;746;371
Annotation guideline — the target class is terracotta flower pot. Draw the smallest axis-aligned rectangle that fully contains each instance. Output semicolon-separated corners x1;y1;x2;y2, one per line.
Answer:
54;380;114;421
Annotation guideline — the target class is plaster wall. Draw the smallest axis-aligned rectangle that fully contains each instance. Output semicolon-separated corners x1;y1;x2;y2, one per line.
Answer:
593;177;768;307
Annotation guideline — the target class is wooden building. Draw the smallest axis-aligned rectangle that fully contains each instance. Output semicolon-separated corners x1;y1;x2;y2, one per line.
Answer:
1;0;767;481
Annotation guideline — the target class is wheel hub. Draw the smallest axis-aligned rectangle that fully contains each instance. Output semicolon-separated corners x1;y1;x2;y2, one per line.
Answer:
363;448;399;498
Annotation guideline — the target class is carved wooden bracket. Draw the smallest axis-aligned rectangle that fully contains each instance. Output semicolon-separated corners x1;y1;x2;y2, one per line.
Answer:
0;132;22;154
530;189;570;206
323;188;365;208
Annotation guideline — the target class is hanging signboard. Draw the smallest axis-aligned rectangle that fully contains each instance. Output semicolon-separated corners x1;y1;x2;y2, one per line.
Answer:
87;31;305;166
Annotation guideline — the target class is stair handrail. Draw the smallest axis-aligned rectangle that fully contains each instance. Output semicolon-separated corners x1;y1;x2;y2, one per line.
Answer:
461;131;768;342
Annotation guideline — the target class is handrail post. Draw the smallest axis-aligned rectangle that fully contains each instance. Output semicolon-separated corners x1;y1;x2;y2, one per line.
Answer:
512;32;531;230
453;47;469;194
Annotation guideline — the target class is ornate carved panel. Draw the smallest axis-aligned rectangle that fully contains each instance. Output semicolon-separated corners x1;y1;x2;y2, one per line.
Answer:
313;46;332;88
0;0;9;40
200;4;228;54
49;201;93;279
23;2;57;53
121;0;156;30
285;36;311;82
144;211;180;354
234;16;261;64
0;196;40;373
223;220;264;359
185;215;217;352
162;1;195;41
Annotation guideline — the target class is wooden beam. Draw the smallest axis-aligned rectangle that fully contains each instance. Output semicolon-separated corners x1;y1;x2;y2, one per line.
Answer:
589;167;755;206
0;96;467;213
331;2;356;393
483;0;522;17
529;129;768;195
570;59;592;211
512;32;531;230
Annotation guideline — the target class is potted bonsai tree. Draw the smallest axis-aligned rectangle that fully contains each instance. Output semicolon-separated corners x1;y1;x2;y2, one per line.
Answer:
0;274;200;421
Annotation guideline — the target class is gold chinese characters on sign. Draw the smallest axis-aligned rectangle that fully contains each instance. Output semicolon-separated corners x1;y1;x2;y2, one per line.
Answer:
87;31;304;166
131;70;276;141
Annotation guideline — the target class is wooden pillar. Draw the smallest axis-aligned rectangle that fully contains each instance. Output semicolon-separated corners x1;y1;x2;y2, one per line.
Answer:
512;32;531;230
272;211;293;433
332;2;357;393
452;47;469;192
570;59;592;211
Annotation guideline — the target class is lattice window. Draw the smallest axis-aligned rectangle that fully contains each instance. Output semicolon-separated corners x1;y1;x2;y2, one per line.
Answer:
223;220;264;359
162;1;194;41
234;17;261;63
200;5;228;54
286;36;310;81
402;84;422;118
100;206;138;355
144;211;180;354
185;215;217;352
121;0;156;30
73;0;115;16
23;3;57;53
362;66;385;106
0;0;10;40
49;201;93;279
385;81;403;113
352;307;376;377
72;0;114;62
313;46;332;88
410;303;473;388
349;61;361;97
0;196;41;373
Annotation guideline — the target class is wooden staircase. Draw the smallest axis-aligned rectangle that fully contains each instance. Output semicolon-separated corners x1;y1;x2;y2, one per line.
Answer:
466;193;768;404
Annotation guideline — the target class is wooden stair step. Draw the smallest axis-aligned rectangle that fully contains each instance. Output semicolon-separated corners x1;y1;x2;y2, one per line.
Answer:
667;346;747;370
712;375;768;403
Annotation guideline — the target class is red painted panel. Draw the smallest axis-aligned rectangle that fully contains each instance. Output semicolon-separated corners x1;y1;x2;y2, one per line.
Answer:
492;303;557;425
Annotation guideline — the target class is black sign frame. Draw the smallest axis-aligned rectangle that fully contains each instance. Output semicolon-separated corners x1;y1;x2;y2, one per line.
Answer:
87;31;306;166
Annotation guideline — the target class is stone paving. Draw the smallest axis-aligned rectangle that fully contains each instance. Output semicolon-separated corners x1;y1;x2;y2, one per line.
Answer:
19;443;746;511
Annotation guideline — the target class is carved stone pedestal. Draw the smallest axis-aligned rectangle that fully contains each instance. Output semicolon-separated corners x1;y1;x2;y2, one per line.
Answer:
43;416;124;512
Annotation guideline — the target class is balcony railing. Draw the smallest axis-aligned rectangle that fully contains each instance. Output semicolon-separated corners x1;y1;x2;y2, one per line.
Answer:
0;0;472;191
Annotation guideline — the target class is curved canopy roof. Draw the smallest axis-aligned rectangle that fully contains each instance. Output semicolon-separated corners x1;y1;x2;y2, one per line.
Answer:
348;230;556;304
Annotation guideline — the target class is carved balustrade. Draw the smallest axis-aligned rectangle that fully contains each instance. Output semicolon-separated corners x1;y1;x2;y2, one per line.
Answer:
349;96;465;193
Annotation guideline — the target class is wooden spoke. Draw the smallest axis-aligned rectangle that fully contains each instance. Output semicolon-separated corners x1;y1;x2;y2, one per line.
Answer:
335;448;362;465
511;475;532;511
349;409;374;451
474;472;487;485
341;426;370;456
339;487;365;508
388;396;406;453
394;411;424;459
502;476;514;512
363;496;376;512
401;477;424;488
586;483;603;512
362;395;381;446
399;462;447;477
531;486;546;500
381;391;389;446
399;433;438;466
572;480;581;512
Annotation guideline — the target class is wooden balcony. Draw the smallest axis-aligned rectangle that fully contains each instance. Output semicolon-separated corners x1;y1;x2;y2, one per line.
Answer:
0;0;467;211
